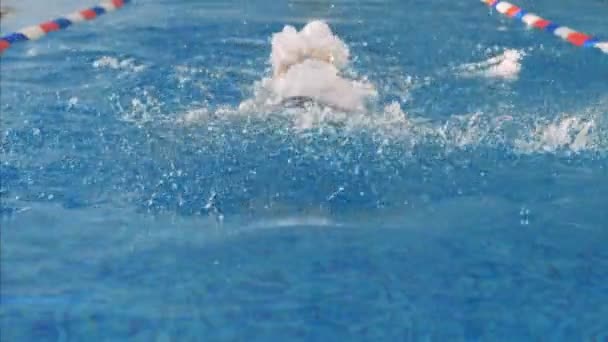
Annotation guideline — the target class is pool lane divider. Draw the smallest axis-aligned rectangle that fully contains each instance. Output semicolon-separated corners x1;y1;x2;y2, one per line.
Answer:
481;0;608;55
0;0;130;54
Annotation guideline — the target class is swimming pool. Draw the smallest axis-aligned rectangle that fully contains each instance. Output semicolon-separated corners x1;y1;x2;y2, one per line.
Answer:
1;0;607;340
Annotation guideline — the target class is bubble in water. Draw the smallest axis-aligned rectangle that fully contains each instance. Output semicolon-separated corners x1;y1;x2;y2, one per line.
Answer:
519;207;530;226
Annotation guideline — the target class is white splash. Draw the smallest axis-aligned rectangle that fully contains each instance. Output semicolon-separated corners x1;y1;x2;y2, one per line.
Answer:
177;107;210;124
173;25;605;156
241;20;376;112
270;20;350;77
177;99;605;154
457;49;525;80
92;56;146;72
515;116;597;153
117;90;163;124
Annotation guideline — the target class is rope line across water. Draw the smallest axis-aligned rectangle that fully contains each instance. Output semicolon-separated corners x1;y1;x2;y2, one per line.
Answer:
0;0;130;54
1;1;605;55
481;0;608;54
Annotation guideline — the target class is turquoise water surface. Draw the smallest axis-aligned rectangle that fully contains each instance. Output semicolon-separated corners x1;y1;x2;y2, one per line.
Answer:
1;0;608;340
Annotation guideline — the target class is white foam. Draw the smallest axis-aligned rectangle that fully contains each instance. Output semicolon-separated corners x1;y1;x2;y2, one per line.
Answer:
270;21;349;77
178;96;606;155
118;90;163;124
457;49;524;80
249;20;376;111
92;56;146;72
515;115;598;153
177;107;210;124
267;59;376;111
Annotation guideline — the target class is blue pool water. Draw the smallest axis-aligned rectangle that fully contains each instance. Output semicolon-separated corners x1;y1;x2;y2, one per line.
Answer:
1;0;608;340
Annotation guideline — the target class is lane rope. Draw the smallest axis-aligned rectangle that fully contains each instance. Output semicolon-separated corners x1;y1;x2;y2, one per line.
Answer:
2;0;605;55
481;0;608;55
0;0;130;54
